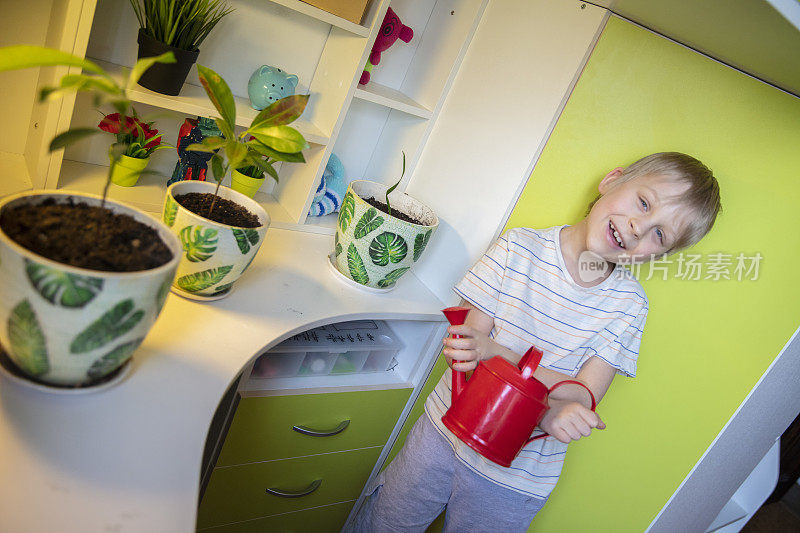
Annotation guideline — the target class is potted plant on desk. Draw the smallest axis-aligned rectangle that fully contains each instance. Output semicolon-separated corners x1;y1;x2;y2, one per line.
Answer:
163;64;309;300
334;153;438;290
129;0;234;96
0;46;181;387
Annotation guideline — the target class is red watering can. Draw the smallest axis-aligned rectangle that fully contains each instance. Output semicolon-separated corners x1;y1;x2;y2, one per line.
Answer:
441;307;596;467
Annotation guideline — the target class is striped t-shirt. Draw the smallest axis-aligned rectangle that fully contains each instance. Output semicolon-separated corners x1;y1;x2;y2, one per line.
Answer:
425;225;649;499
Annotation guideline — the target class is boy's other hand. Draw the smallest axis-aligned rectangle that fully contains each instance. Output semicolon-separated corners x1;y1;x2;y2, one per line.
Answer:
538;399;606;444
442;324;493;372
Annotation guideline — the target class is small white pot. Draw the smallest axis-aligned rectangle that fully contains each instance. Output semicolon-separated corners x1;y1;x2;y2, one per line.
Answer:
0;191;181;386
334;180;438;290
163;181;270;301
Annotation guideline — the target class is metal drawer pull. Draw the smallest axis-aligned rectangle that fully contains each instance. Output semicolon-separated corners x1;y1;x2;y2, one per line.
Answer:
291;419;350;437
266;479;322;498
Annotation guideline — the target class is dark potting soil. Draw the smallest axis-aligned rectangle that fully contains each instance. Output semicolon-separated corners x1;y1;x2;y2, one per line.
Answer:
364;197;426;226
175;193;261;228
0;200;173;272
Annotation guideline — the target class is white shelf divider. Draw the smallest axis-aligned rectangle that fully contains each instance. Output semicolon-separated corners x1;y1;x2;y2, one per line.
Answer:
91;59;330;146
354;82;433;119
0;152;34;197
266;0;372;37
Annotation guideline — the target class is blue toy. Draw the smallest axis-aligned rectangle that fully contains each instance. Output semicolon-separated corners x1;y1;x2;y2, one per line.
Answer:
168;116;222;186
247;65;299;111
308;154;347;217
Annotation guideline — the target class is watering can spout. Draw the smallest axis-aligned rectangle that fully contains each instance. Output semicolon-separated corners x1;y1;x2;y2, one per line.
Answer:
443;306;470;398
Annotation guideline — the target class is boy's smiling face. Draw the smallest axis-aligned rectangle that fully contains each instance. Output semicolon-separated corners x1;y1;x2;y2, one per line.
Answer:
586;169;693;263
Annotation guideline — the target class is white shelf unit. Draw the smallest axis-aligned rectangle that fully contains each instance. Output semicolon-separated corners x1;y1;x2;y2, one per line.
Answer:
239;319;447;396
30;0;486;237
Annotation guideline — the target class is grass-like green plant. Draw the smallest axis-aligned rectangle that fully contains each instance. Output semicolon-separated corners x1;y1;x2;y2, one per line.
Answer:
384;151;406;216
130;0;234;51
187;64;309;215
0;45;175;204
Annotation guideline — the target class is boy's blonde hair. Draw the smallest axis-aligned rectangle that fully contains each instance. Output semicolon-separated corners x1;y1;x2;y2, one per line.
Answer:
587;152;722;252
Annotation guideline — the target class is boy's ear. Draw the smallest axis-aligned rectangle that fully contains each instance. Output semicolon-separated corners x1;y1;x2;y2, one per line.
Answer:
598;167;625;194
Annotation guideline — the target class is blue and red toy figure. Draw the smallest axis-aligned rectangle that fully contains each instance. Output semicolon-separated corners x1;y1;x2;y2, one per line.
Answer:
168;116;222;186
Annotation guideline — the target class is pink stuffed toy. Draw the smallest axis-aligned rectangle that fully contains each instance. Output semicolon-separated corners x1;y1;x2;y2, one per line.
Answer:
359;7;413;86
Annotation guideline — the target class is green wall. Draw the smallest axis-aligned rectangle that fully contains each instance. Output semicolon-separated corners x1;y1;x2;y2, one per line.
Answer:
505;16;800;532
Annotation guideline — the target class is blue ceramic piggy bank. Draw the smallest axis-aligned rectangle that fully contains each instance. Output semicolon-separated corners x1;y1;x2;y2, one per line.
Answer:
247;65;299;110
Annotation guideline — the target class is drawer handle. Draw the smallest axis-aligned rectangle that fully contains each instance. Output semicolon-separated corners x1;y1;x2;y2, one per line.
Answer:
292;419;350;437
266;479;322;498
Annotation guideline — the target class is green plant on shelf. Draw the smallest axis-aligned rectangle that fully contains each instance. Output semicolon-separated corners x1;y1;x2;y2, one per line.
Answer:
186;64;309;214
129;0;234;52
0;45;175;203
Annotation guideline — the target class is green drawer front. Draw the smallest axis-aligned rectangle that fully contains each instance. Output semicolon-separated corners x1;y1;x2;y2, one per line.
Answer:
197;500;354;533
217;388;411;466
198;446;379;529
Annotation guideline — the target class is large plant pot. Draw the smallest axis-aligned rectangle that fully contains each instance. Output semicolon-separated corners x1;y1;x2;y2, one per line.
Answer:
136;29;199;96
0;191;181;386
334;180;438;290
163;181;270;301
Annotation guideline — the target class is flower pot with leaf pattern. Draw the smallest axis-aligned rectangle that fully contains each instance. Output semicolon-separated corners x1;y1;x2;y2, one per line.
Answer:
163;180;269;301
334;180;437;290
0;191;181;386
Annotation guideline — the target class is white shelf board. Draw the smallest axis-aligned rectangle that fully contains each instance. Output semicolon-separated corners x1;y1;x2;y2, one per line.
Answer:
303;211;339;234
91;59;330;146
266;0;371;37
57;159;296;227
354;82;433;119
0;152;33;198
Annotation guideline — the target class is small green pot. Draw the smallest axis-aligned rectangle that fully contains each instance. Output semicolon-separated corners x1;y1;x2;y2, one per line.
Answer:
230;168;266;198
163;181;270;301
110;154;149;187
334;180;438;290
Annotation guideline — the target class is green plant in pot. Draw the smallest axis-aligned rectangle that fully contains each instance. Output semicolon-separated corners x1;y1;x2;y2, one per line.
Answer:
162;64;309;301
130;0;234;96
0;46;182;387
334;152;439;290
98;110;172;186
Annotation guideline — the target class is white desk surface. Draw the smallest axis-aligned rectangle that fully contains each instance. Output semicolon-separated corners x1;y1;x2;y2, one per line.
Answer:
0;228;445;533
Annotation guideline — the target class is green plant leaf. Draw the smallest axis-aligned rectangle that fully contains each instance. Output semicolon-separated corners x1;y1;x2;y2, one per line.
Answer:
176;265;233;292
25;259;103;308
225;141;248;171
40;74;120;102
214;117;234;142
163;194;179;227
377;267;410;288
197;64;236;132
7;299;49;376
48;128;103;152
232;228;260;254
0;45;104;75
210;153;225;183
70;299;145;354
413;229;433;262
347;243;369;285
250;126;308;154
245;140;305;163
369;232;408;266
354;208;384;239
250;94;309;129
86;338;143;381
339;191;355;231
185;136;226;153
127;52;175;90
180;225;219;262
334;233;342;257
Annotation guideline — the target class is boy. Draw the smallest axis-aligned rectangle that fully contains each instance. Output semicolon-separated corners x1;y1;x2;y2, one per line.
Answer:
351;152;722;532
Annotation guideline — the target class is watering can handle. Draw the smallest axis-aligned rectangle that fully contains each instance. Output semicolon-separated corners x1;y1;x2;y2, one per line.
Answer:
526;380;597;444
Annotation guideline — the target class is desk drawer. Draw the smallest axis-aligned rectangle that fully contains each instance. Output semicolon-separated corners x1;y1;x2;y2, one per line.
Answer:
197;500;354;533
217;388;411;466
198;446;378;529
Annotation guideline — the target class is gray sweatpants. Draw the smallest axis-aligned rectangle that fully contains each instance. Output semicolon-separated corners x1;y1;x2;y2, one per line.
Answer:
349;414;547;532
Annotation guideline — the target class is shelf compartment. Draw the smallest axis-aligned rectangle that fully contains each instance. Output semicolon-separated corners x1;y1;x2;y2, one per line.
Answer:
57;159;296;227
265;0;373;37
91;59;330;146
353;82;432;119
0;152;34;197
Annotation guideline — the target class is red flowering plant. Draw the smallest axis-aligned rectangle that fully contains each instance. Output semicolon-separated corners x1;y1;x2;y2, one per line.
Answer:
97;112;170;159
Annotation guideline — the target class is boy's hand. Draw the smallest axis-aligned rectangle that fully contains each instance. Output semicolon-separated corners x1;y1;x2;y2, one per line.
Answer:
538;399;606;444
442;324;493;372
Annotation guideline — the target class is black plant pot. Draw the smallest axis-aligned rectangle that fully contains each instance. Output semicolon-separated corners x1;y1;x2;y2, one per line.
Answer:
136;29;200;96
